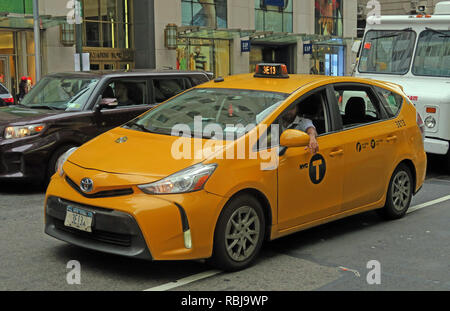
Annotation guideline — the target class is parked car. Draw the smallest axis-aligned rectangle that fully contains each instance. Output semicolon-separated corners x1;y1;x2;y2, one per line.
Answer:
44;64;426;271
0;70;212;184
0;82;15;106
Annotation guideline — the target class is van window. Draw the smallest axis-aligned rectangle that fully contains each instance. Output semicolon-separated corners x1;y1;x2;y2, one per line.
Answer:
413;29;450;77
359;30;416;75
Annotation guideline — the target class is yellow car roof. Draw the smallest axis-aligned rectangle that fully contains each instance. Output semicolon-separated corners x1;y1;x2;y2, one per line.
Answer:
198;73;330;94
197;73;404;95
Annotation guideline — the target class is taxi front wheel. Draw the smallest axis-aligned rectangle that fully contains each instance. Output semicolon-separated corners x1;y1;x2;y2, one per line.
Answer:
378;164;413;220
209;194;265;272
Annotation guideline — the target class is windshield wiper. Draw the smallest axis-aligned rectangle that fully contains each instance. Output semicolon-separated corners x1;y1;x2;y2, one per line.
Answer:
30;105;60;111
425;27;450;38
125;122;155;134
371;28;412;40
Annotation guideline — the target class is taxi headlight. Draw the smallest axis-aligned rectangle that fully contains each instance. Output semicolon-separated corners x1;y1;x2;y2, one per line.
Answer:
424;116;436;129
4;124;46;139
138;163;217;194
56;147;78;177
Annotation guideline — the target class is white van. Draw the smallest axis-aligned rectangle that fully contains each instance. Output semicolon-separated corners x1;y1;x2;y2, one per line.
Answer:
355;1;450;171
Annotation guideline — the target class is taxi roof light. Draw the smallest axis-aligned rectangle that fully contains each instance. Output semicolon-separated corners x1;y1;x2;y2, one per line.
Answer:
254;63;289;79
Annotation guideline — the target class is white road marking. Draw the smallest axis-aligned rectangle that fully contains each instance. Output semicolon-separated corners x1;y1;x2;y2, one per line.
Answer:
407;195;450;214
143;195;450;291
144;270;222;291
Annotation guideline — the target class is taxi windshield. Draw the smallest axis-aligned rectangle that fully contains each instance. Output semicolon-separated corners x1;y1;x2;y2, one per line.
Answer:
358;29;416;75
20;76;99;111
124;88;288;139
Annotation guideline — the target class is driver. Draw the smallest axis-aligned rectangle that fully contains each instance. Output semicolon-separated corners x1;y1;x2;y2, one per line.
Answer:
281;105;319;154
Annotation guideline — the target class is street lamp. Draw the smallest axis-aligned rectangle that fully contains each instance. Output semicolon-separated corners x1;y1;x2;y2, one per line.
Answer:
164;24;178;50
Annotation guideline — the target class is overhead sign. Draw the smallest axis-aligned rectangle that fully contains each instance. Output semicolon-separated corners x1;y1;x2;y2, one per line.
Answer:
241;40;251;53
303;43;313;55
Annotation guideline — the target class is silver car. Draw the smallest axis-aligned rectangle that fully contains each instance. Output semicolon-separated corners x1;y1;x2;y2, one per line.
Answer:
0;82;14;106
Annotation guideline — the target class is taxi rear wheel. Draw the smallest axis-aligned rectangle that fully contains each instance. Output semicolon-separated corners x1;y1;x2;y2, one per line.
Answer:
209;194;265;272
378;164;413;220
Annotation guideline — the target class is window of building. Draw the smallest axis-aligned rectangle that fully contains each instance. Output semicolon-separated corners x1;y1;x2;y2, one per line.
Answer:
83;0;133;49
315;0;343;36
182;0;227;28
176;38;230;78
255;0;293;33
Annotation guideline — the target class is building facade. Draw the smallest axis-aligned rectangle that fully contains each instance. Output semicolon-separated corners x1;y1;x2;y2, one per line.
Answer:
150;0;358;77
0;0;359;99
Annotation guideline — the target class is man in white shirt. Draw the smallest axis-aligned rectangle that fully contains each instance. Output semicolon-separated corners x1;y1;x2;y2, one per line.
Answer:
281;105;319;154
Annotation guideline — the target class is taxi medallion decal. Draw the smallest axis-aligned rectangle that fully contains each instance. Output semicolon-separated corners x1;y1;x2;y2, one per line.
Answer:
309;154;326;185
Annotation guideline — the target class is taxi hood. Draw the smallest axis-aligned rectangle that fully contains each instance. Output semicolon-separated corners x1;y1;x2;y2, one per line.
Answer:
67;127;220;182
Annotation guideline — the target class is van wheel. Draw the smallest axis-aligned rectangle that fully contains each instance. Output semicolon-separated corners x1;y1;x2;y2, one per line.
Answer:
378;164;413;220
209;194;265;272
46;144;77;184
445;150;450;173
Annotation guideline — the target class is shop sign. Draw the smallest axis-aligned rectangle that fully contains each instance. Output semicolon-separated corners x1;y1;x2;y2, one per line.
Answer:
87;49;134;62
241;40;251;53
303;43;313;55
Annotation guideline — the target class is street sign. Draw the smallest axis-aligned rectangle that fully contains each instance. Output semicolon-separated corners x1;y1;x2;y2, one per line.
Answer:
74;53;90;71
303;43;313;55
241;40;251;53
263;0;285;7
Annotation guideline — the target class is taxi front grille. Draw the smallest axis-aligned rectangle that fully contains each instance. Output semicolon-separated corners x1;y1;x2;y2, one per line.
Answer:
65;176;134;198
53;219;132;247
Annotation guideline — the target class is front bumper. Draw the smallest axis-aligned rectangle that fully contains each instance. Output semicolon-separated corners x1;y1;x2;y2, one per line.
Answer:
45;172;227;261
0;137;49;182
45;196;152;260
424;137;449;155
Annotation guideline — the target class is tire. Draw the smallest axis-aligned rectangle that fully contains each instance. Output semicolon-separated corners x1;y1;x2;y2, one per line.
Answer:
378;164;413;220
445;150;450;174
209;194;265;272
46;144;77;184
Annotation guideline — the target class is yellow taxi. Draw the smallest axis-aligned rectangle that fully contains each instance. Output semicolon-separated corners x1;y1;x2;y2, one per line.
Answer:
44;64;427;271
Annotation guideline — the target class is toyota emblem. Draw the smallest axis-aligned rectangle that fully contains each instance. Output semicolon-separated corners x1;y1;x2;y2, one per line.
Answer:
80;178;94;193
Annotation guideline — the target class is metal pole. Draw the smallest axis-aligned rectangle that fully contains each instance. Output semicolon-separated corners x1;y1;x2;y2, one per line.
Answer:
75;0;83;71
33;0;41;82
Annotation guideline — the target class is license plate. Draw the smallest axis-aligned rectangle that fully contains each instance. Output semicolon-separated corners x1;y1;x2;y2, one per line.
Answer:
64;206;94;233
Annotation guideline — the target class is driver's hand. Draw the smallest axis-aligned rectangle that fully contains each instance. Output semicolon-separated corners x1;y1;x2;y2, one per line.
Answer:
305;136;319;154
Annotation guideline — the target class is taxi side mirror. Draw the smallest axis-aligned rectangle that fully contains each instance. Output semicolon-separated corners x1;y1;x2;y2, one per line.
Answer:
280;129;310;148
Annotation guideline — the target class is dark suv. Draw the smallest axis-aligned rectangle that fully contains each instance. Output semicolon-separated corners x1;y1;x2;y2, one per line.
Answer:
0;70;212;184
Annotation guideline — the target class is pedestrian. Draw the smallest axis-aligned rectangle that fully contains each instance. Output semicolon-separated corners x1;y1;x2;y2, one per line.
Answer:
18;76;28;102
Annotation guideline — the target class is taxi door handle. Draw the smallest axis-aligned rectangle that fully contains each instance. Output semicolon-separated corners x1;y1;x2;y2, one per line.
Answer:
386;135;398;142
329;149;344;157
